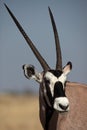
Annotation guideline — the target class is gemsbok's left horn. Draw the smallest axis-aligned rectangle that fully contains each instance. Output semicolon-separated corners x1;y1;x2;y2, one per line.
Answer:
4;3;50;71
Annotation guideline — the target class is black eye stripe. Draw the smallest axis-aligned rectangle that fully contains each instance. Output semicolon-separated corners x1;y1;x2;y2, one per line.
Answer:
44;78;53;105
44;78;50;84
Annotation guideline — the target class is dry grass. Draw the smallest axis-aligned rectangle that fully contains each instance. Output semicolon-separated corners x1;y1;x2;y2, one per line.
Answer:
0;94;42;130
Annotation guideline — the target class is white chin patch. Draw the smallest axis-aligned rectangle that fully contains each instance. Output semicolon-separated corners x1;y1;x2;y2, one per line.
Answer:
53;97;69;112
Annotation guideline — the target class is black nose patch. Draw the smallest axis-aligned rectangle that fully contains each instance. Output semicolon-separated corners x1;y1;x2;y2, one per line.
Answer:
54;81;66;98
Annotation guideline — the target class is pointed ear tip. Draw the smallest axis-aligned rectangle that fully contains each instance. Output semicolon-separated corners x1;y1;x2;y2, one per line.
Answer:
67;61;72;69
22;65;25;70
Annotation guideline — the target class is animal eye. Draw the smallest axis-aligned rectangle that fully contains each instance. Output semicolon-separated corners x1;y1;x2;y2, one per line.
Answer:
44;78;50;84
46;80;50;84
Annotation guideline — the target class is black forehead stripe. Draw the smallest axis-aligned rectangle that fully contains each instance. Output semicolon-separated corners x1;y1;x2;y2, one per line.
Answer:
49;70;62;77
44;78;54;105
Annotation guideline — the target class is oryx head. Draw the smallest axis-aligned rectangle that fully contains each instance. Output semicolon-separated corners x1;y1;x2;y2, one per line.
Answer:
5;4;72;112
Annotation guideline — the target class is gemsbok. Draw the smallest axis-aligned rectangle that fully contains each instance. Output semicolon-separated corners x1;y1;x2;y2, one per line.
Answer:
5;4;87;130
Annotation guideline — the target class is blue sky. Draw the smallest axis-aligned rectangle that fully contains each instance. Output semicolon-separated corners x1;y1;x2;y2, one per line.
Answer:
0;0;87;93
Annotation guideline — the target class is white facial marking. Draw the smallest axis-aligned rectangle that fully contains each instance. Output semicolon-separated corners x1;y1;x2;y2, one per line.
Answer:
58;73;67;88
45;72;58;83
54;97;69;112
44;71;67;96
45;72;58;96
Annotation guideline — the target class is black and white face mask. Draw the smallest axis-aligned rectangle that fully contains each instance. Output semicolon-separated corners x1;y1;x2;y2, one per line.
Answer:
23;62;72;112
43;62;72;112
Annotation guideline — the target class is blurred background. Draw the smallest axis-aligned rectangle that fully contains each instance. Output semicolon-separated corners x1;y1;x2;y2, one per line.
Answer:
0;0;87;130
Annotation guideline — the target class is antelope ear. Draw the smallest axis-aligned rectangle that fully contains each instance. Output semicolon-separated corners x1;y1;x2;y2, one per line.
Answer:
63;62;72;75
22;64;35;79
22;64;42;83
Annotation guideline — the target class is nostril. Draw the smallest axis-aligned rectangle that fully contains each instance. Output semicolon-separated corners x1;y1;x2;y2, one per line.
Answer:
59;103;69;110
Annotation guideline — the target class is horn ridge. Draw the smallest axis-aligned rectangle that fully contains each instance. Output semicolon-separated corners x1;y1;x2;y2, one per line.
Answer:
4;3;50;71
48;7;62;70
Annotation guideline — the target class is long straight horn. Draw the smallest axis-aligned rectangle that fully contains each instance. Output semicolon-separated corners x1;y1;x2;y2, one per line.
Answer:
4;3;50;71
48;7;62;70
